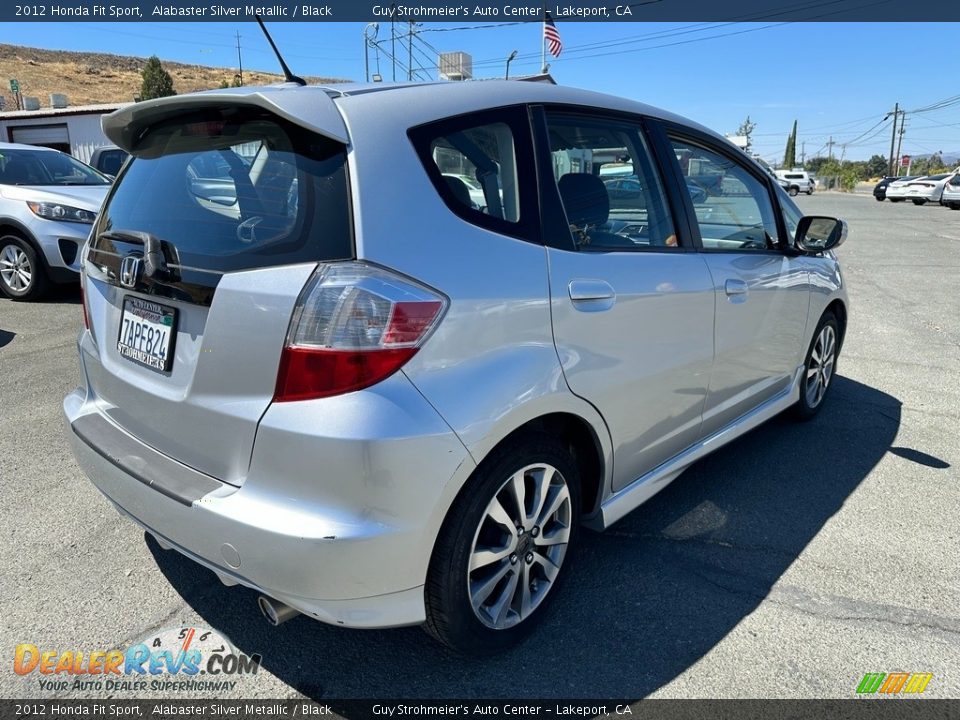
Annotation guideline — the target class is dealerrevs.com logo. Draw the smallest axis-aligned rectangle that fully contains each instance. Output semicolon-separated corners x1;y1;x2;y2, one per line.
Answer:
14;626;261;693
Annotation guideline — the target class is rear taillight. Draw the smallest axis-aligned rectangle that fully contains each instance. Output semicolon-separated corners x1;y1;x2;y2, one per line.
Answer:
274;262;447;402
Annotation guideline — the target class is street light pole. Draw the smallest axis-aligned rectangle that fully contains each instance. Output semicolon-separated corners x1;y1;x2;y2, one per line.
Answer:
363;23;379;82
505;50;518;79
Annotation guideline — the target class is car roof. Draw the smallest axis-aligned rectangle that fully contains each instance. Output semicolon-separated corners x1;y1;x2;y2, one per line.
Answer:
329;79;718;133
104;80;735;153
0;142;58;152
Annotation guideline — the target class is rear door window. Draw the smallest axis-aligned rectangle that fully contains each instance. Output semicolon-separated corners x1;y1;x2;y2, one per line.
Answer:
544;112;678;251
91;109;352;279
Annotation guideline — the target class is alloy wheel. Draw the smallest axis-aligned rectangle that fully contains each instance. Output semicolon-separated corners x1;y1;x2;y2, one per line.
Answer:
467;463;572;630
805;324;836;408
0;244;33;293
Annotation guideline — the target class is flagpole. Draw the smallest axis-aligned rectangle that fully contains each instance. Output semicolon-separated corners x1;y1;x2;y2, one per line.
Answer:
541;4;546;73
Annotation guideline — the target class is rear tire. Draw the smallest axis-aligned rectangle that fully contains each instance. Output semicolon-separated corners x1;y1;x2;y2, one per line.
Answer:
875;196;884;201
792;311;839;421
912;199;927;206
788;186;799;197
424;432;581;656
950;204;960;211
889;198;904;203
0;234;49;301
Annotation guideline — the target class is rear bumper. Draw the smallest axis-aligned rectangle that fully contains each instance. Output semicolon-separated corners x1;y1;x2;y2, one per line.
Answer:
64;334;476;629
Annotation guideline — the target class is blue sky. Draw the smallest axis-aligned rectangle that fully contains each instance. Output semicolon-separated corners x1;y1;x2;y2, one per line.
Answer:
7;21;959;162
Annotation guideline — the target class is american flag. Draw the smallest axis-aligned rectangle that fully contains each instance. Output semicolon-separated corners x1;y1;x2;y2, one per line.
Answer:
544;12;562;58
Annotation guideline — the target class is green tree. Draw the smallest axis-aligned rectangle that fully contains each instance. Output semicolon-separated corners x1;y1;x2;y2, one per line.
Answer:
865;154;888;178
806;156;829;174
783;120;797;169
218;79;230;89
736;115;757;151
140;56;176;100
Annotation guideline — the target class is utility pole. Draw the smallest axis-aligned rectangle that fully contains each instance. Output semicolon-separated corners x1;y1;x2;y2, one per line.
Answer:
235;31;243;86
827;136;835;161
801;141;806;167
887;102;899;176
895;117;906;176
407;20;413;81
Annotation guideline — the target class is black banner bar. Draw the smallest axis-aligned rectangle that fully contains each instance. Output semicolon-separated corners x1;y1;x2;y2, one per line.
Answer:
4;699;960;720
3;0;960;22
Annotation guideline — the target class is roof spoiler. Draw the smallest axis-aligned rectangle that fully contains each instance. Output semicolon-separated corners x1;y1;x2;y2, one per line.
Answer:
101;86;348;152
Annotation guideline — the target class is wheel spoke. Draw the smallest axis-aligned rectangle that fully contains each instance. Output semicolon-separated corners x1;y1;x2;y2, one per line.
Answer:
470;544;513;572
507;470;528;525
489;569;519;626
485;496;518;540
519;563;533;617
471;560;512;606
536;484;568;527
535;523;570;547
532;552;561;582
528;466;553;528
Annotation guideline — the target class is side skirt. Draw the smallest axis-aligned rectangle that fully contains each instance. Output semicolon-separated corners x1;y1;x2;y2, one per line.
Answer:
586;366;803;531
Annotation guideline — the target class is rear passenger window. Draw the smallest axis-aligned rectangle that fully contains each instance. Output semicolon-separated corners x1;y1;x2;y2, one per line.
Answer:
670;139;779;251
544;113;677;251
429;123;519;222
409;107;538;242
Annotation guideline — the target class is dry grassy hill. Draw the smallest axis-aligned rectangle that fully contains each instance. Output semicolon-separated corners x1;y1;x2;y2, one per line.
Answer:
0;43;346;110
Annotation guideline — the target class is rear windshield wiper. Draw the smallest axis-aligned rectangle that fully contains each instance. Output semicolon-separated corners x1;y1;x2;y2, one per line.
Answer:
98;229;179;281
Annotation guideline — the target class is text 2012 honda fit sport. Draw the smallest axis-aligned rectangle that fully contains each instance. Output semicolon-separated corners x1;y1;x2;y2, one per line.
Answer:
65;80;848;655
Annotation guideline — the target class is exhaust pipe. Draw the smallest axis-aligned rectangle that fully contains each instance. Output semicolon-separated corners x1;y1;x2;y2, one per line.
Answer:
257;595;300;626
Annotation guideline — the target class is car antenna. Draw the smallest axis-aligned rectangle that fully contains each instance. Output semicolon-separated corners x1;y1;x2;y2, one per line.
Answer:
254;15;306;86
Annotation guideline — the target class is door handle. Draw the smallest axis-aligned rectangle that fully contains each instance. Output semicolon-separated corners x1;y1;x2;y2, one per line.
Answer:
568;279;616;311
724;278;748;297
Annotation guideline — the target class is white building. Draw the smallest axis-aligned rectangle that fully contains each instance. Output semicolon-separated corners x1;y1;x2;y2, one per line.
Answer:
0;102;130;163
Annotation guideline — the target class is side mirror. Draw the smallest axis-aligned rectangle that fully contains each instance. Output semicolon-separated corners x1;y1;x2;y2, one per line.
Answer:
795;215;847;253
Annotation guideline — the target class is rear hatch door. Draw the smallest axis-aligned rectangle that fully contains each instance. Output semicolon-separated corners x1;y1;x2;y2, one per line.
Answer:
82;90;352;485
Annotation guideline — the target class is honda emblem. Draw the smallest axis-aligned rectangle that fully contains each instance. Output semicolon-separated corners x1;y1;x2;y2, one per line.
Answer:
119;255;142;289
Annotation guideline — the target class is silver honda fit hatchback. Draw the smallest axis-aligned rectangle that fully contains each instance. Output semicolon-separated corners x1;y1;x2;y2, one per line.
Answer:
64;80;848;654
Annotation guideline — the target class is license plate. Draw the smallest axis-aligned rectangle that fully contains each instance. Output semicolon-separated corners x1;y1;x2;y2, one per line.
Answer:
117;297;177;372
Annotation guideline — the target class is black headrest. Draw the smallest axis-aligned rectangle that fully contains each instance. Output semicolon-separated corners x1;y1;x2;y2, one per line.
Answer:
444;175;473;208
558;173;609;227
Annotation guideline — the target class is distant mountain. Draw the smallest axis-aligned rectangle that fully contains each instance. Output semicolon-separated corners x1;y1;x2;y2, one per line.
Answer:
0;43;346;110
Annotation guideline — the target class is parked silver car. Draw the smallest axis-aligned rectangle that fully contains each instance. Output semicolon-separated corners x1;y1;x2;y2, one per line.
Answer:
64;81;849;654
0;143;110;299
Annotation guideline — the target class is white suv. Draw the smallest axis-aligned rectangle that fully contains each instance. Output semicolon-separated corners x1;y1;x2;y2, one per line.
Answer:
776;169;815;196
0;143;110;300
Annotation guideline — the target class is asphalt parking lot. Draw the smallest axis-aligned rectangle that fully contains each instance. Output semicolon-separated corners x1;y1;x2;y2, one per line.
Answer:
1;192;958;702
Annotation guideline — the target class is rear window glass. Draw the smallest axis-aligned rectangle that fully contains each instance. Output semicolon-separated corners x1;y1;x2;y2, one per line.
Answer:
408;105;539;243
428;122;520;222
92;109;352;274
